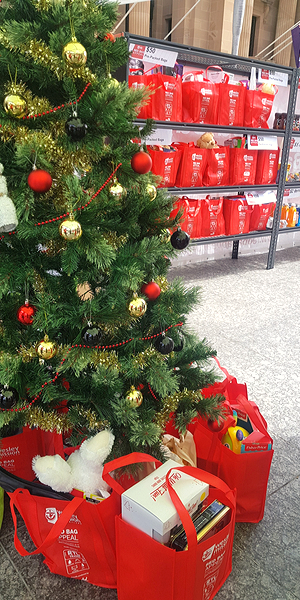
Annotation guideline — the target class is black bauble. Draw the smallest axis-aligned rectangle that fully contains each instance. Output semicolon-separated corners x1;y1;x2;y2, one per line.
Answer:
174;333;185;352
170;227;190;250
81;324;103;346
0;385;18;409
65;116;88;141
155;335;174;355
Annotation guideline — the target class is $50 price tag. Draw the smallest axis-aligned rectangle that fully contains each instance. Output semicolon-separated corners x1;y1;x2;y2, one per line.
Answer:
130;43;178;68
247;135;278;150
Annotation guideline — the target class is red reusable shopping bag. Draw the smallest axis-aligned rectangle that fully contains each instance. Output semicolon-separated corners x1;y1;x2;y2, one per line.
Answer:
171;197;202;239
218;81;246;126
223;196;252;235
9;452;161;588
173;143;207;187
249;202;276;231
116;466;236;600
169;196;190;232
229;148;258;185
148;72;182;122
203;147;230;187
182;72;219;124
201;196;225;237
189;358;274;522
244;87;276;129
255;148;280;184
147;146;182;187
128;73;150;119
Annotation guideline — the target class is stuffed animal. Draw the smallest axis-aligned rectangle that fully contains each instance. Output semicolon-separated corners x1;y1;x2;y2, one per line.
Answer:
32;429;115;498
0;163;18;233
196;132;219;149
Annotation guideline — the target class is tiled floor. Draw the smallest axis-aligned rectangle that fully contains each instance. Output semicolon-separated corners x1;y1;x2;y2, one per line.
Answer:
1;247;299;599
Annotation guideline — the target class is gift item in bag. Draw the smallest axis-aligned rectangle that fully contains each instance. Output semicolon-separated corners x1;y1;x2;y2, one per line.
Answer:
249;202;276;231
229;148;258;185
244;87;276;129
203;147;229;186
149;72;182;122
128;73;150;119
147;145;182;187
116;466;236;600
223;197;252;235
173;143;207;187
218;82;246;126
201;197;225;237
255;148;280;184
182;72;219;124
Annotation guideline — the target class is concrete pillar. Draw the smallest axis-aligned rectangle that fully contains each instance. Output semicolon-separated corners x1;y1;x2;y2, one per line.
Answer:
129;1;151;37
274;0;297;65
238;0;254;56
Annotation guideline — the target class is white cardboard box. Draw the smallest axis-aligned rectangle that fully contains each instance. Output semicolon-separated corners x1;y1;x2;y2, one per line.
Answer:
121;459;209;544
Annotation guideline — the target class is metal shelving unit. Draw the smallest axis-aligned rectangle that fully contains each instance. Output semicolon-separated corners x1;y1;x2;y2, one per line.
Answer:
125;34;300;269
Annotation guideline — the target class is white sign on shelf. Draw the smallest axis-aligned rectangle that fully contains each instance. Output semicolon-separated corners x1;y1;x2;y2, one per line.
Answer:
129;43;178;68
290;138;300;152
257;69;288;87
143;128;173;146
245;190;277;205
247;134;278;150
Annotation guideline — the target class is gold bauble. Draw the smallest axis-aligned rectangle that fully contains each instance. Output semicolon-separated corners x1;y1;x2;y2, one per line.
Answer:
160;228;171;243
59;216;82;240
125;385;143;408
107;74;119;88
62;39;87;66
128;293;147;318
3;94;27;119
36;334;57;360
146;184;157;201
109;178;127;200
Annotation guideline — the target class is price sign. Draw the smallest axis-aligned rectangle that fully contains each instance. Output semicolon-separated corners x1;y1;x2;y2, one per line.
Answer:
257;69;288;87
290;137;300;151
129;43;178;68
245;190;277;205
143;128;173;146
247;135;278;150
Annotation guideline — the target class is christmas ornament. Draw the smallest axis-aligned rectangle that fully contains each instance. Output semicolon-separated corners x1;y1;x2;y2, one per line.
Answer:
0;163;18;233
170;227;190;250
81;323;103;346
141;281;161;301
17;300;36;325
59;215;82;240
104;32;115;42
65;115;88;141
146;183;157;201
128;293;147;318
131;151;152;174
174;332;184;352
36;334;57;360
0;384;19;409
109;177;127;200
155;333;174;355
3;93;27;118
62;39;87;66
28;168;52;193
107;73;119;88
125;385;143;408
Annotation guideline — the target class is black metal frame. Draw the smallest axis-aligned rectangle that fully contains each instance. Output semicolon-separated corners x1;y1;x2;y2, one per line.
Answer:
125;34;300;269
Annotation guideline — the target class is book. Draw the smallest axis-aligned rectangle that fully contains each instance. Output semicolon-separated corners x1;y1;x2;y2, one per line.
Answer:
168;499;231;551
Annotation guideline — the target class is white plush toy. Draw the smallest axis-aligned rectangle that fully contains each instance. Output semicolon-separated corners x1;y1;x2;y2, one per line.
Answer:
32;429;115;498
0;163;18;233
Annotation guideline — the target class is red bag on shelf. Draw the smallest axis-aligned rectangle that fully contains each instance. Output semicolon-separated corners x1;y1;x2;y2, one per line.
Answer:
203;147;230;187
147;146;182;187
229;148;258;185
182;72;219;124
173;142;207;187
244;87;276;129
169;196;190;231
218;81;246;126
223;196;253;235
249;201;276;231
174;197;202;239
128;73;150;119
255;148;280;184
148;72;182;122
201;196;225;237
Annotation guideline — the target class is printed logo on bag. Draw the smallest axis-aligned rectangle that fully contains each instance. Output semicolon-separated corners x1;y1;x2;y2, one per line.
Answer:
45;507;59;524
228;90;239;99
203;575;217;600
261;98;273;107
243;155;253;162
201;88;212;96
0;445;20;457
59;528;79;544
202;533;229;562
192;153;204;161
63;549;89;577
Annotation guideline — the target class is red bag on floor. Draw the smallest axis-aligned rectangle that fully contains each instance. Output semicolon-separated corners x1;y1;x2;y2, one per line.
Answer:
182;72;219;124
128;73;150;119
244;87;276;129
223;197;252;235
255;148;280;184
229;148;258;185
148;72;182;122
116;465;236;600
147;146;182;187
188;358;273;523
203;147;229;187
201;196;225;237
249;202;275;231
218;81;246;126
0;427;64;481
9;452;160;588
173;143;207;187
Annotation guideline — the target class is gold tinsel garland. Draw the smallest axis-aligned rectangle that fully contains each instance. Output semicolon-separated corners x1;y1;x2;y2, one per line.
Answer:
154;389;204;430
89;349;120;370
23;404;108;433
155;275;169;293
102;231;129;250
3;81;53;118
131;347;165;369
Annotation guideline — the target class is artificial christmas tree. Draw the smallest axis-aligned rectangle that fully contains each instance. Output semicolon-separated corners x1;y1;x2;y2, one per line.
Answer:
0;0;223;465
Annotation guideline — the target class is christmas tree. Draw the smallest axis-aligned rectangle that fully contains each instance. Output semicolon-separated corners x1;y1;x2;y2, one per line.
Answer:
0;0;223;463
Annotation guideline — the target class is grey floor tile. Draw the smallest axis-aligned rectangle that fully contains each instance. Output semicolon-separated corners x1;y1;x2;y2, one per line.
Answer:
0;542;35;599
267;435;300;496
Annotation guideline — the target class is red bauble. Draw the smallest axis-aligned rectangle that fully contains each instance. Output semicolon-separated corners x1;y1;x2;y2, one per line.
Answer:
131;151;152;174
28;169;52;193
141;281;161;301
17;301;36;325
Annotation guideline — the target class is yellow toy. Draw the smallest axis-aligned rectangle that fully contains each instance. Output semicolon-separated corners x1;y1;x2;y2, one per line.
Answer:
221;410;249;454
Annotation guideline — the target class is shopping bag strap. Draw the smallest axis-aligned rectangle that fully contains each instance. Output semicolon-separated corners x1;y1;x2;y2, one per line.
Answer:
213;355;236;382
235;394;271;439
10;488;84;557
102;452;162;495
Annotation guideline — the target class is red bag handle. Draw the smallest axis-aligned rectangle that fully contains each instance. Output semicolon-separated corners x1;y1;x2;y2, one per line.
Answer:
10;489;84;557
204;198;223;215
102;452;162;495
204;65;228;83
